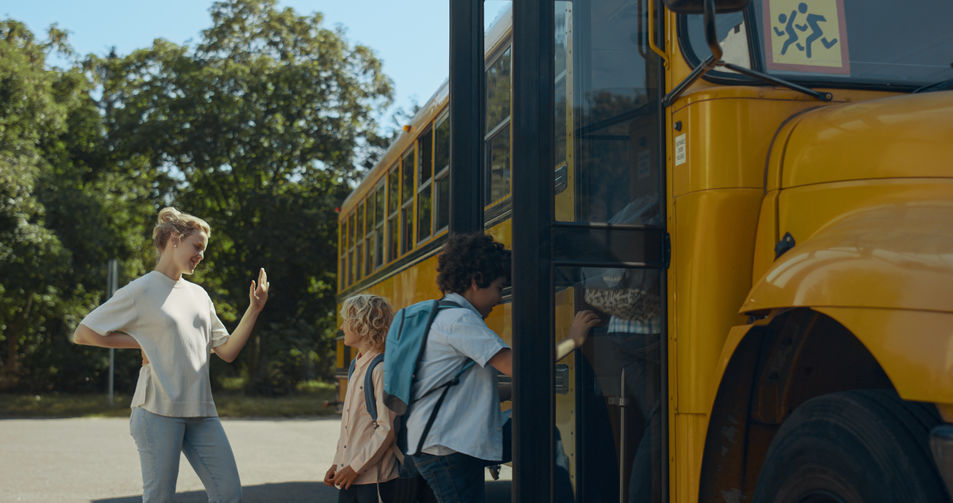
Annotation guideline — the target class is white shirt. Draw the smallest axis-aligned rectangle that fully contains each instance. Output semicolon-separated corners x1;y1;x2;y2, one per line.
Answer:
404;293;508;461
81;271;229;417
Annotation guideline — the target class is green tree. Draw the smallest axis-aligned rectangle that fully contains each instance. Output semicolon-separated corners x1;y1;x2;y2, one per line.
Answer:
0;20;153;391
94;0;393;391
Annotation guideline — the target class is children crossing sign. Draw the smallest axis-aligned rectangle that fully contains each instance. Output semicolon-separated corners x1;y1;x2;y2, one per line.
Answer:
762;0;850;74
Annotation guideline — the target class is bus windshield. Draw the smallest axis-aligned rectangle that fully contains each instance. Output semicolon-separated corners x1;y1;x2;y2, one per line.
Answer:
683;0;953;89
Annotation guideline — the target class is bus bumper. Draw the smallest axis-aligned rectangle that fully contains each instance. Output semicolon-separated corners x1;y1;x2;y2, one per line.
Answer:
930;425;953;498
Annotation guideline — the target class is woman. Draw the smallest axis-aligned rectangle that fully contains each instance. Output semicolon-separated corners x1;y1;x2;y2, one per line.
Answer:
73;207;269;503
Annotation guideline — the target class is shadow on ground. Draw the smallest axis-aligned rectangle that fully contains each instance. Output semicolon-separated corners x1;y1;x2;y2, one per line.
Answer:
92;480;513;502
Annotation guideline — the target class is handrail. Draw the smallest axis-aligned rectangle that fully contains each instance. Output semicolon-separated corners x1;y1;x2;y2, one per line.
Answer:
647;0;669;67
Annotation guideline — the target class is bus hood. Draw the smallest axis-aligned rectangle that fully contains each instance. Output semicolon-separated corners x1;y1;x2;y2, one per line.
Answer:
769;91;953;190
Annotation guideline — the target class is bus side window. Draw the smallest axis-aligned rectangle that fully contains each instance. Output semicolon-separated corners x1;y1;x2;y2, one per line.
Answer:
417;127;433;244
485;46;512;207
364;194;374;276
387;164;399;263
339;217;346;290
400;148;415;254
374;181;385;269
356;200;365;281
348;211;356;286
434;112;450;233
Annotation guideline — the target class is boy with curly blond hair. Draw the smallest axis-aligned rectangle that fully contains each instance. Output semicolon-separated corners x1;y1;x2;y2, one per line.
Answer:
325;294;408;502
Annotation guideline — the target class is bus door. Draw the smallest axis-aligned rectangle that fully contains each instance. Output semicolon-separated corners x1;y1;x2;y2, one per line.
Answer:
552;0;667;501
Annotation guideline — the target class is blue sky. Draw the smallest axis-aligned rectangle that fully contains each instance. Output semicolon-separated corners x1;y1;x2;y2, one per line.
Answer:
2;0;510;126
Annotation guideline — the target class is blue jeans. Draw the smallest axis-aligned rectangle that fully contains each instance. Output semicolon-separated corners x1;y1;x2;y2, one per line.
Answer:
410;452;486;503
129;407;242;503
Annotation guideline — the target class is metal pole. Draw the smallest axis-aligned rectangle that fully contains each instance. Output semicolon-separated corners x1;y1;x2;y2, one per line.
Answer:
107;259;118;405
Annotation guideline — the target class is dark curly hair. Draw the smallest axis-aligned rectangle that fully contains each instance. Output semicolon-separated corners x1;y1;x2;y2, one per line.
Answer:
437;232;511;294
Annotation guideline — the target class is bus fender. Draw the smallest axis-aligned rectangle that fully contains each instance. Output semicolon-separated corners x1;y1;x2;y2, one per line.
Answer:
742;201;953;315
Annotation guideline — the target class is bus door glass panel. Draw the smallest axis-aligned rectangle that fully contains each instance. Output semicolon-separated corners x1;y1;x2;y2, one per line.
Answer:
556;266;663;503
556;1;664;502
564;0;662;226
555;1;574;222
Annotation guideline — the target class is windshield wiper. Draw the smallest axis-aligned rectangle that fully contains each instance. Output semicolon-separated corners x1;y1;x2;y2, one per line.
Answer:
913;78;953;94
914;62;953;93
718;61;833;102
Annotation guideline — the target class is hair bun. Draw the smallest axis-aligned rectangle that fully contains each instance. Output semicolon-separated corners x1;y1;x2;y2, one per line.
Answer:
157;207;182;224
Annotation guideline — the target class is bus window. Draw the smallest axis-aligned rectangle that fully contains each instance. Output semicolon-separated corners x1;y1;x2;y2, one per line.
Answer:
338;220;346;290
557;264;665;502
365;195;375;275
387;164;399;263
554;2;569;172
567;0;662;227
356;200;365;280
417;128;433;243
434;112;450;233
487;126;511;204
374;181;385;269
485;46;512;206
401;148;415;254
348;211;356;286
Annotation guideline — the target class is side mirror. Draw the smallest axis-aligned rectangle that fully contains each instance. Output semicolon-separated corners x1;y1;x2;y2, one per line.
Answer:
663;0;750;14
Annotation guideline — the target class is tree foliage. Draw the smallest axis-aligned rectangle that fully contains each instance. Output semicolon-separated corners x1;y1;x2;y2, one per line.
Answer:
0;0;393;393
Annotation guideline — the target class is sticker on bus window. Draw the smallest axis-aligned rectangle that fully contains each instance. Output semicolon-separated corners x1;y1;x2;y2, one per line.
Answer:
762;0;849;74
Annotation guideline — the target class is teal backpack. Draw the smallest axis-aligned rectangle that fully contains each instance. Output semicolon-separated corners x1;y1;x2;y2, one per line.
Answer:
382;299;475;456
346;353;385;422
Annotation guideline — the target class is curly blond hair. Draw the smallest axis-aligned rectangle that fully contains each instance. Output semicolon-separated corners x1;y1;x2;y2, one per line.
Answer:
152;207;211;257
340;294;393;352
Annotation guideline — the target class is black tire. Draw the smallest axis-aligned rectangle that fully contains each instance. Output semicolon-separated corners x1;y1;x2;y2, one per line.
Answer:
752;389;949;503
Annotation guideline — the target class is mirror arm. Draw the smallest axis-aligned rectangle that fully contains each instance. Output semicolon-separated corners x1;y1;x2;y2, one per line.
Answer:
662;55;716;108
662;0;719;107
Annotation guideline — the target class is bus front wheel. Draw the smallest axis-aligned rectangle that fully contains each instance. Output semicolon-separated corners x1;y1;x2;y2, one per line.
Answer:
752;389;949;503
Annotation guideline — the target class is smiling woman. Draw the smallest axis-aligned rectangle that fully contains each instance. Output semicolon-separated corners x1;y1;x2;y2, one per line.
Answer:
70;206;270;503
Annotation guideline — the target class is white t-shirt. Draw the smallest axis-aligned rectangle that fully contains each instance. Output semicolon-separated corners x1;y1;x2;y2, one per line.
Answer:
81;271;230;417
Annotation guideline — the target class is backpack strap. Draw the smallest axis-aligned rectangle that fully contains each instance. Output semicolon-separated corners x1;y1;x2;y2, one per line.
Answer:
412;297;475;454
415;360;475;454
348;353;386;423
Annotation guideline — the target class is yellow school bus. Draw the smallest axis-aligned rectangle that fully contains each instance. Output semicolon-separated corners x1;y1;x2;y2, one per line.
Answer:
337;1;953;501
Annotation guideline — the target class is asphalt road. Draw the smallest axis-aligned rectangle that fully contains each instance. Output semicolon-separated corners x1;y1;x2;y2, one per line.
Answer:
0;416;512;502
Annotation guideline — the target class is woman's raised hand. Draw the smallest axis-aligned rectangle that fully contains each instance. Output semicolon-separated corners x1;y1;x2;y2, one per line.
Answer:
249;268;270;313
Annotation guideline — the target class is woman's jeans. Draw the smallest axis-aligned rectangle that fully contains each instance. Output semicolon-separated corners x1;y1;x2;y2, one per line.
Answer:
129;407;242;503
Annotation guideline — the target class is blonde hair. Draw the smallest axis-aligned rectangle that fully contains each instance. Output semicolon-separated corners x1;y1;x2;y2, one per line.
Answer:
152;207;211;256
340;294;393;352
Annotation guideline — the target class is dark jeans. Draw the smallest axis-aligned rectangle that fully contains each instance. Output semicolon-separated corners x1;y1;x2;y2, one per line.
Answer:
411;452;487;503
338;476;433;503
411;417;576;503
